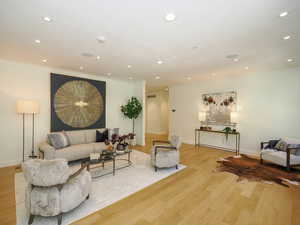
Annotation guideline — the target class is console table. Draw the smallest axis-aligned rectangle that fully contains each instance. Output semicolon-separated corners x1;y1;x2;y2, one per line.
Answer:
194;129;240;155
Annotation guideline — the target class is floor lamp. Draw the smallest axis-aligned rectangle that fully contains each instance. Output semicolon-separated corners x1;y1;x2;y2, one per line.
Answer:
17;100;40;161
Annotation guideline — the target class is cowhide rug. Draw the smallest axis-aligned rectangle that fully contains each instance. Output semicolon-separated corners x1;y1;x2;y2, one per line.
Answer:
216;155;300;187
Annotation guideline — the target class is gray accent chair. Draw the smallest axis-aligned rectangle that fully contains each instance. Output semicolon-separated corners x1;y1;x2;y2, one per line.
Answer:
151;135;182;171
260;138;300;171
22;159;92;225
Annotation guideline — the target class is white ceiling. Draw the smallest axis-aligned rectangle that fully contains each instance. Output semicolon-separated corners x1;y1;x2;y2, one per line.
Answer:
0;0;299;88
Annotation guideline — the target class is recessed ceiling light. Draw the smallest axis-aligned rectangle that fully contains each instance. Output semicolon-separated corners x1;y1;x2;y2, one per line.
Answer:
244;66;249;70
42;59;47;63
165;13;176;22
43;16;52;22
287;58;293;62
233;58;239;62
96;36;106;43
279;11;288;17
127;65;132;68
157;60;163;64
96;56;100;60
79;66;84;70
107;73;111;76
128;76;133;80
155;76;160;80
283;35;291;40
35;39;41;44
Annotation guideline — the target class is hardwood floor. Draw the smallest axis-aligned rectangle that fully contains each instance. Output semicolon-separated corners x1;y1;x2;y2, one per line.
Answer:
1;134;300;225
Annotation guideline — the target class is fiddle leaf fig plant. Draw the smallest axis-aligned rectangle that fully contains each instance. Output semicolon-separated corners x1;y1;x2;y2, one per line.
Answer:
121;97;142;134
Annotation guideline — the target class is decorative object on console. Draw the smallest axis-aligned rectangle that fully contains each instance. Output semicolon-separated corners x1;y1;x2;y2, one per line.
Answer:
17;100;40;160
202;91;237;125
50;73;106;132
105;133;135;153
121;97;142;145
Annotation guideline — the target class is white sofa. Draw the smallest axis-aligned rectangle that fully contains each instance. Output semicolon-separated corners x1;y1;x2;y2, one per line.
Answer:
39;129;108;161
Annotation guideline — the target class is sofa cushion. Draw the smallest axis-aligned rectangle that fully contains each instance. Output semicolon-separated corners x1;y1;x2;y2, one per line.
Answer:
65;130;86;145
261;149;300;166
85;129;97;143
92;142;107;154
48;132;70;149
275;140;288;151
56;144;94;161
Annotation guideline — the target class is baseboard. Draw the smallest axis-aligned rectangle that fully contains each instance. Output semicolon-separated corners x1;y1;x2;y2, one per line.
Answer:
0;159;20;168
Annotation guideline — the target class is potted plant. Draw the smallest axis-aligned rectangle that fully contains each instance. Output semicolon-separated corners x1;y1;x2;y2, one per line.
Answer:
121;97;142;145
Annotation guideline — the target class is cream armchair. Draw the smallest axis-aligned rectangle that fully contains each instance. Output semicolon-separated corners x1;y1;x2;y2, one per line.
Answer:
22;159;92;225
260;138;300;171
151;135;182;171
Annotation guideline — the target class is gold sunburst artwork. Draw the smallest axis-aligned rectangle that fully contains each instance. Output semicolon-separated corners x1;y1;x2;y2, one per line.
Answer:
54;80;104;128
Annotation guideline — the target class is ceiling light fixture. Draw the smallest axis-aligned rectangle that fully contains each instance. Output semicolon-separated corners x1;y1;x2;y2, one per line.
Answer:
155;76;160;80
165;13;176;22
287;58;293;62
127;65;132;68
96;36;106;44
157;60;163;64
42;59;47;63
96;56;100;60
283;35;291;40
43;16;52;22
279;11;288;17
79;66;84;70
35;39;41;44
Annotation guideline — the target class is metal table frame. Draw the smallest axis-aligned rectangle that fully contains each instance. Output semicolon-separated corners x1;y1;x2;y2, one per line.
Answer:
195;129;240;155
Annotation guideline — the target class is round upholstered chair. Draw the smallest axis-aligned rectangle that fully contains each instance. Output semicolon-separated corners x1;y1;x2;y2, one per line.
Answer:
22;158;92;225
151;135;182;171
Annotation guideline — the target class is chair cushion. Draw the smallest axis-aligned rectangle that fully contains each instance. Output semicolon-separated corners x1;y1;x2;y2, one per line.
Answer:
261;149;300;166
65;130;86;145
22;159;70;186
151;146;179;168
48;132;70;149
60;170;92;212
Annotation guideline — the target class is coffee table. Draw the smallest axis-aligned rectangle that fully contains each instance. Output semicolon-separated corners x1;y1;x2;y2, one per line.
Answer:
81;149;132;179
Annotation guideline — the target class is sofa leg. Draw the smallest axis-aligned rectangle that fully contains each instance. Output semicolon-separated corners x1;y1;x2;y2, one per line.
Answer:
176;165;178;170
28;214;35;225
86;194;90;200
57;213;63;225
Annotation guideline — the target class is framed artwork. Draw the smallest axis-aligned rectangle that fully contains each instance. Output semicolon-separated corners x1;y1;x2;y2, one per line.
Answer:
50;73;106;132
202;91;237;125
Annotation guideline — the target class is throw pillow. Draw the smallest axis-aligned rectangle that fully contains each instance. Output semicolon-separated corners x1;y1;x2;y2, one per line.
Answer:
264;140;280;149
274;139;288;151
48;132;70;149
96;129;108;142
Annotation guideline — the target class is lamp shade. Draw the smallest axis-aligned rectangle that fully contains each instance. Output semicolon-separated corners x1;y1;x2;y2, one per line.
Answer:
198;111;206;122
17;100;40;114
230;111;239;124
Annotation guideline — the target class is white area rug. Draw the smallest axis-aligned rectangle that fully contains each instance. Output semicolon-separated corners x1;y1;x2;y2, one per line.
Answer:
15;150;186;225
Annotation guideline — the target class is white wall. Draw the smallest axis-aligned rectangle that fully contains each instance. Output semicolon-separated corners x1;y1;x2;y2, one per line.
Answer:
0;59;145;167
169;67;300;155
146;90;169;134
